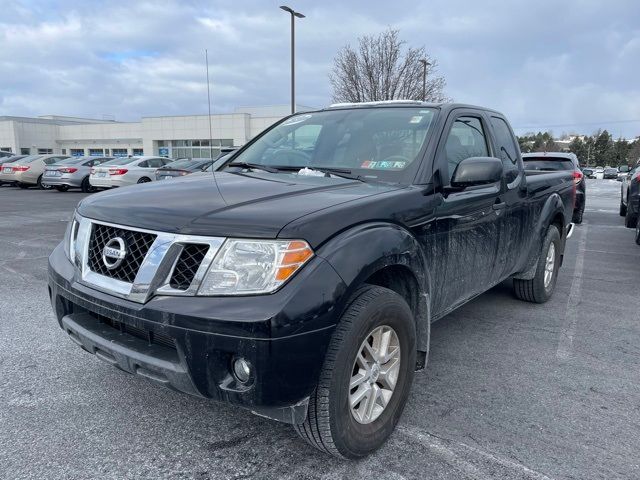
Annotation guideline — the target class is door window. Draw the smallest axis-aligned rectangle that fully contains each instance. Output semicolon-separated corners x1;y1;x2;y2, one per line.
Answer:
137;161;149;168
145;159;163;168
490;116;520;183
444;116;489;181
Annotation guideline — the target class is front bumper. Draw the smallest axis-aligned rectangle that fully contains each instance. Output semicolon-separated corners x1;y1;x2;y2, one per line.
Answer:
48;242;345;423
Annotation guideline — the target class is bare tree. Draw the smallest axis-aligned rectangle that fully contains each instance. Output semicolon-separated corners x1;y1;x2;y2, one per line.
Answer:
329;28;449;103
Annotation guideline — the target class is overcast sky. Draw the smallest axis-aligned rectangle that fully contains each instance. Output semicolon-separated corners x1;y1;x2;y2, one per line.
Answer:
1;0;639;138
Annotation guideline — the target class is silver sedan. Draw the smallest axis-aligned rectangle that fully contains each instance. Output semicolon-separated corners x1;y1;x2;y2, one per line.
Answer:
42;156;114;192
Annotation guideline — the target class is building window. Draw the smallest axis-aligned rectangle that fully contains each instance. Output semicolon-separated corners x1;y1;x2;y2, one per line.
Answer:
37;148;53;154
133;148;144;156
21;148;30;155
61;149;67;154
70;149;85;157
0;147;11;152
89;148;104;156
111;148;128;157
167;139;234;159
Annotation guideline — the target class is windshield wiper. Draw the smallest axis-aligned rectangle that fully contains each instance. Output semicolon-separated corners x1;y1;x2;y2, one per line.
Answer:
225;162;280;173
272;165;364;182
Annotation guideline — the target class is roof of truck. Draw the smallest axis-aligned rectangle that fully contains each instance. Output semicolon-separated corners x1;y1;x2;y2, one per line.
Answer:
323;100;502;115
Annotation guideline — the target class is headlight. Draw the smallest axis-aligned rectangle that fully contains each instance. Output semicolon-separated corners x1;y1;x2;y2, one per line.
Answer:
63;214;79;262
198;239;313;295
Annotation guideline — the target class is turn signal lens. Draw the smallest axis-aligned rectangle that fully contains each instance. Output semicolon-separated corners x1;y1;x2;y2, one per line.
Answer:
572;170;583;184
109;168;128;175
59;167;78;174
14;165;30;172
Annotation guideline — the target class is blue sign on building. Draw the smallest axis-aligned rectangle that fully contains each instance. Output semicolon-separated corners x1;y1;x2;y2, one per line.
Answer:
159;147;169;156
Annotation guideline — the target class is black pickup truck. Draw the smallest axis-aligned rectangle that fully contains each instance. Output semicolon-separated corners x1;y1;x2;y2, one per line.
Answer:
48;102;575;458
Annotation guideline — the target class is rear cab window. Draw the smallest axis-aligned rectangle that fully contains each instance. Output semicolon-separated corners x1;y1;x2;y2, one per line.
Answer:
523;156;574;171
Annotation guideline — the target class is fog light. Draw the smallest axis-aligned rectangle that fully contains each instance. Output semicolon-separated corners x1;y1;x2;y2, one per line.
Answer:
233;357;251;384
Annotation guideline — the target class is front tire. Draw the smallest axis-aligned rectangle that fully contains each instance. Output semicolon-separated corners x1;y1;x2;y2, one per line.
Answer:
620;200;627;217
295;285;416;458
514;225;561;303
81;176;95;193
635;223;640;246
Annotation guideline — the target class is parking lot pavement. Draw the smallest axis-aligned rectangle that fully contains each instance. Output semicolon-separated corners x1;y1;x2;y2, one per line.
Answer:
0;179;639;480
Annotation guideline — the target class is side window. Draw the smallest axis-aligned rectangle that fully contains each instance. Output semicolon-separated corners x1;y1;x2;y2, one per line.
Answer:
490;116;520;183
147;159;164;168
444;116;488;181
138;161;149;168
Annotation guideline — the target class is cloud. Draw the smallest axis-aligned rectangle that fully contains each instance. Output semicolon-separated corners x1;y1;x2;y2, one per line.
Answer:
0;0;639;138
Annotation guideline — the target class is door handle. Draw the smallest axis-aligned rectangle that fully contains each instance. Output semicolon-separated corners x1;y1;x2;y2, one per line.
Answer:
492;201;506;211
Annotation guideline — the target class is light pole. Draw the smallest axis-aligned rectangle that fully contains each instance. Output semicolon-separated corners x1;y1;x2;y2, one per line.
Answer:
418;59;431;101
280;5;305;115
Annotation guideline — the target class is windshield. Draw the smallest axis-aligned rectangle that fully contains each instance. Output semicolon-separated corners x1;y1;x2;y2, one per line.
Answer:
227;107;436;182
100;157;139;166
163;159;198;169
53;157;89;166
21;155;43;164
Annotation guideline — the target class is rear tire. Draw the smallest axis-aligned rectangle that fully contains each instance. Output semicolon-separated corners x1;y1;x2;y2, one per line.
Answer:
294;285;416;459
572;207;583;225
514;225;561;304
620;200;627;217
636;223;640;246
137;177;151;184
625;207;637;229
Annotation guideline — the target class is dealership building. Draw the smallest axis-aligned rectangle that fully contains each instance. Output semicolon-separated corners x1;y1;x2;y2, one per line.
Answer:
0;105;306;159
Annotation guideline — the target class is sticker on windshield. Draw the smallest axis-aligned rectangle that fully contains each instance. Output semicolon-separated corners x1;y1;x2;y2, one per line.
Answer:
409;115;423;124
361;160;407;170
282;114;313;126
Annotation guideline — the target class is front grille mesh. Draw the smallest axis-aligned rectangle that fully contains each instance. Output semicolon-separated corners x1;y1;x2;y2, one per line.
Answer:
169;244;209;290
87;223;156;283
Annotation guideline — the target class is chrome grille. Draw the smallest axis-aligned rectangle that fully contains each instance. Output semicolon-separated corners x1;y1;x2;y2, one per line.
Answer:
169;244;210;290
87;223;157;283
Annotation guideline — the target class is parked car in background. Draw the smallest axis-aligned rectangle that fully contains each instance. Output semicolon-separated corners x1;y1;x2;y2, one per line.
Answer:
0;155;27;185
154;158;213;180
582;167;594;179
604;167;618;179
89;156;172;188
617;165;630;181
522;152;585;223
594;166;604;178
620;163;640;227
42;156;114;192
0;154;69;189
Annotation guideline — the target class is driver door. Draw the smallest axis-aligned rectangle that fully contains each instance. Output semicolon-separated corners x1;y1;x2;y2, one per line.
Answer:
430;112;502;316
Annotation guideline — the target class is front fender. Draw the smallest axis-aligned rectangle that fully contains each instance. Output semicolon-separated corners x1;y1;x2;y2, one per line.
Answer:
316;222;431;351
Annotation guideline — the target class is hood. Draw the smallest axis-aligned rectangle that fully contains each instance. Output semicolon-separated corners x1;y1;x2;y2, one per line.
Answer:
78;171;401;240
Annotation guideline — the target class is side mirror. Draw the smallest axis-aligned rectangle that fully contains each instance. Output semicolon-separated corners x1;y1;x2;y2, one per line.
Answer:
451;157;503;188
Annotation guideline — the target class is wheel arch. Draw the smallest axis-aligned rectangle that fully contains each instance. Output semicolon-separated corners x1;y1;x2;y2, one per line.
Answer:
317;222;431;354
514;193;566;280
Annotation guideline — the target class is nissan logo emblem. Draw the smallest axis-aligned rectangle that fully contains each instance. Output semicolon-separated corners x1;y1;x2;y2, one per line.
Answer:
102;237;127;270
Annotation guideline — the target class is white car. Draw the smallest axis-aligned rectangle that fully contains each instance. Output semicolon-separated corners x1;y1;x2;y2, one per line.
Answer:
89;156;172;188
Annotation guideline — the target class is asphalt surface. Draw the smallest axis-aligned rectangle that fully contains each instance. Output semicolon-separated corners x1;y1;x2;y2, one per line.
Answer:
0;179;639;480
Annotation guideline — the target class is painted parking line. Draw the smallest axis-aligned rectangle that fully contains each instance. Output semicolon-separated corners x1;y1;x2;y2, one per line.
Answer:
556;224;588;360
